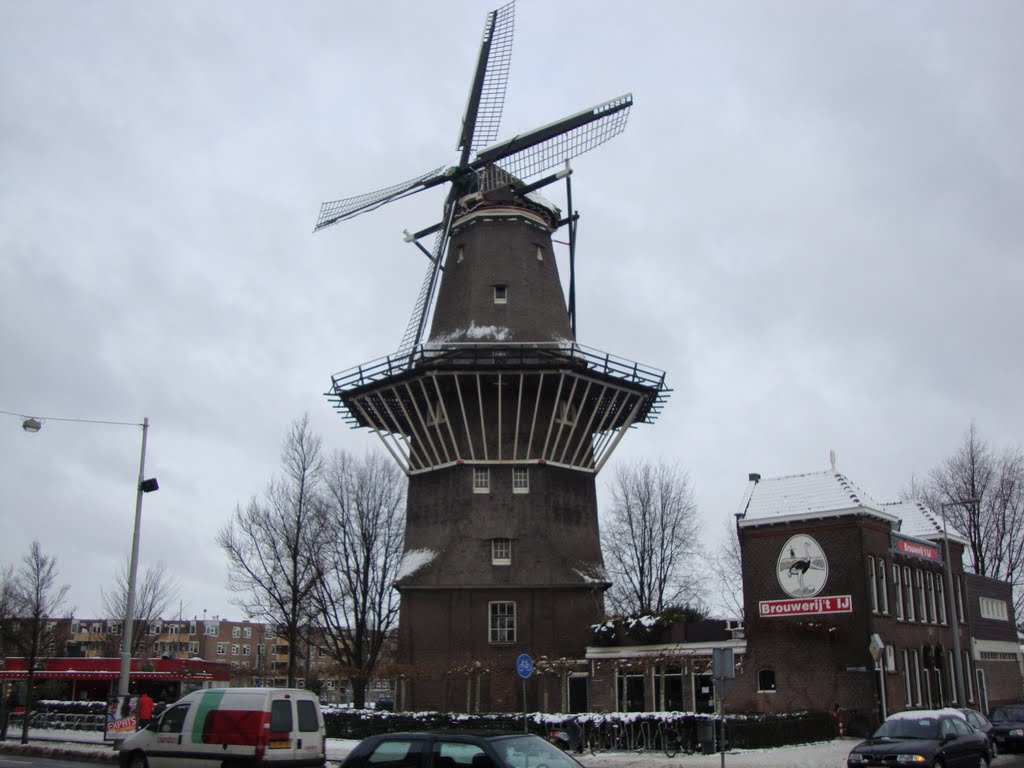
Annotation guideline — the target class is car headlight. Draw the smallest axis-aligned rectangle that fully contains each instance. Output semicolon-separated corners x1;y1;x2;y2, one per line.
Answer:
895;756;927;763
847;754;867;764
1011;729;1024;737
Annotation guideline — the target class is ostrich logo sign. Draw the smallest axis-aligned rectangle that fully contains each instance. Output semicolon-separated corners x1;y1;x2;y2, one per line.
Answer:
776;534;828;598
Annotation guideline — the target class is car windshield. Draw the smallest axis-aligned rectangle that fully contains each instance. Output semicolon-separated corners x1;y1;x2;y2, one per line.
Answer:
873;717;940;740
992;707;1024;722
493;735;582;768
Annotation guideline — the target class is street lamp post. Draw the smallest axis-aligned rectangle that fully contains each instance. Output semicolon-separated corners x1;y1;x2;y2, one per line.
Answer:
5;410;158;704
940;498;978;707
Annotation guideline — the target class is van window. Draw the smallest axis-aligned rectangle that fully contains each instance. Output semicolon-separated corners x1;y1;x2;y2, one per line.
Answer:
158;704;189;734
270;700;293;732
297;700;319;733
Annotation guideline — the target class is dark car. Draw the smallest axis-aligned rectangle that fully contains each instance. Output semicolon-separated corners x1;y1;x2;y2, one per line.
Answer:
990;704;1024;753
340;731;586;768
959;708;997;759
847;709;991;768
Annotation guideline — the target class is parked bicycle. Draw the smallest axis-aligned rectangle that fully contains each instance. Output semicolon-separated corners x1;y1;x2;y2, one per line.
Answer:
660;720;687;758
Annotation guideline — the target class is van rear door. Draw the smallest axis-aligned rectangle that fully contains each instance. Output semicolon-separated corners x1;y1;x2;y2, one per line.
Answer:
264;696;298;762
295;696;325;762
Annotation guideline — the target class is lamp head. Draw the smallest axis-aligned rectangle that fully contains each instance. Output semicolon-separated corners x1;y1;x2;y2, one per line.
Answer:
139;478;159;494
22;417;43;433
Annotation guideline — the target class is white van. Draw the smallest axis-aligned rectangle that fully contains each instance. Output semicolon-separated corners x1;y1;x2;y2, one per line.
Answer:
118;687;326;768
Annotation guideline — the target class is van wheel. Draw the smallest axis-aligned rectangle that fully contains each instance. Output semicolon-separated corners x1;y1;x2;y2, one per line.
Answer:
128;752;149;768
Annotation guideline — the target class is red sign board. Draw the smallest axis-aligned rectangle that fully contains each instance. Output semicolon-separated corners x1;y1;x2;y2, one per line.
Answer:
759;594;853;618
895;538;941;562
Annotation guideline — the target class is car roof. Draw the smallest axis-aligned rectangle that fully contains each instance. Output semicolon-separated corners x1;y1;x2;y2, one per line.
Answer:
886;708;965;721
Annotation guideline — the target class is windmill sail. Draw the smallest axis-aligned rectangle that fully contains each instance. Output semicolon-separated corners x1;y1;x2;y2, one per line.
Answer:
458;0;515;158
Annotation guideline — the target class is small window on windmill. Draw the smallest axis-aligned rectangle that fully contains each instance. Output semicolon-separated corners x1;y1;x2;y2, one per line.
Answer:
427;399;447;426
493;284;507;304
556;398;577;425
512;467;529;494
492;538;511;565
535;244;544;262
473;467;490;493
457;245;465;263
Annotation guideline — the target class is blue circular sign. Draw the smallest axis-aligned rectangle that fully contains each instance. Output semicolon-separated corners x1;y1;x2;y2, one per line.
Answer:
516;653;534;679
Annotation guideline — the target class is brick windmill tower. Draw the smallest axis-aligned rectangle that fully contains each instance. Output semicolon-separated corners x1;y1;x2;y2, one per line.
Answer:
315;1;668;711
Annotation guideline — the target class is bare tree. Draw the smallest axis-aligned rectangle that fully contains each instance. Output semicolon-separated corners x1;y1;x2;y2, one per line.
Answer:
601;459;703;616
218;414;326;686
9;542;70;744
99;560;182;657
311;450;405;708
920;423;1024;625
705;517;744;621
0;564;15;740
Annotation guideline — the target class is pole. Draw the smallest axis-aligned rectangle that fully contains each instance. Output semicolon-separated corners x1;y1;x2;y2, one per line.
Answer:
118;417;150;698
941;501;967;705
522;677;527;733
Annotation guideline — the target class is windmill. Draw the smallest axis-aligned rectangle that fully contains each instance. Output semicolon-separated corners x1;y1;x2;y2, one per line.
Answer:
316;2;668;712
314;0;632;352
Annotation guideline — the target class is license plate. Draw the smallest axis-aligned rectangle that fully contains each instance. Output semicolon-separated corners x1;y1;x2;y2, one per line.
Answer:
270;740;291;749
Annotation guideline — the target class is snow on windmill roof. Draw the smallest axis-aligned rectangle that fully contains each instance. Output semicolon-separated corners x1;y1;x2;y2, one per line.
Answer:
737;468;897;528
883;499;969;545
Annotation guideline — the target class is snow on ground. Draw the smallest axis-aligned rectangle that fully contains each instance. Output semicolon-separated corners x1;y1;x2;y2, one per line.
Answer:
2;729;862;768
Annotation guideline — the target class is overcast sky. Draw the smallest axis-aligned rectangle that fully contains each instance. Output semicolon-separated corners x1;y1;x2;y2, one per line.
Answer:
2;1;1022;622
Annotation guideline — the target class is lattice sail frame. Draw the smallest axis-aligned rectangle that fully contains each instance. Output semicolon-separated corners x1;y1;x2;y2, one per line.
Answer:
327;343;670;476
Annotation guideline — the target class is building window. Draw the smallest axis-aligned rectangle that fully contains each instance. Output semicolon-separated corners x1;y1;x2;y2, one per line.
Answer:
147;623;161;636
492;538;511;565
493;285;507;304
878;561;889;614
910;649;922;706
915;570;926;624
231;644;239;656
489;601;516;644
893;564;904;620
956;576;965;622
980;597;1009;621
189;621;196;635
109;621;121;636
512;467;529;494
205;623;219;637
963;651;974;702
903;566;915;622
71;620;80;634
936;576;946;624
757;669;776;692
189;641;199;655
885;645;896;672
90;622;102;634
927;572;938;623
473;467;490;493
243;626;252;639
216;643;226;656
868;557;878;614
902;649;912;704
232;627;241;638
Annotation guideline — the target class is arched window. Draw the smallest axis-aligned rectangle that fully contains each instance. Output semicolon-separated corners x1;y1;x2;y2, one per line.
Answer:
757;668;777;692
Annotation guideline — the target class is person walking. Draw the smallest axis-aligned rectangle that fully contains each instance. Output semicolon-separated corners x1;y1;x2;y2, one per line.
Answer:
137;691;154;730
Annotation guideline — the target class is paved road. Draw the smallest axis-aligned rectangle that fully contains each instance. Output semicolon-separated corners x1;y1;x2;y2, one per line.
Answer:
0;756;106;768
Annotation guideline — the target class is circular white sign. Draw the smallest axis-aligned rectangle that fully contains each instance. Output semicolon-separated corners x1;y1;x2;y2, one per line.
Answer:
776;534;828;598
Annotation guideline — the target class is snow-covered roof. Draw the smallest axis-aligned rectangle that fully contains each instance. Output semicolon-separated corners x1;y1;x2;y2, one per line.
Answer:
737;469;895;528
883;499;969;545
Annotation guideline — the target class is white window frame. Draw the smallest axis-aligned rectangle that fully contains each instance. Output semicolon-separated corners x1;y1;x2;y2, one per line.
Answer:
936;576;946;624
893;564;904;620
205;623;219;637
963;651;974;702
473;467;490;494
910;649;922;706
868;556;878;614
512;467;529;494
216;642;226;656
492;538;511;566
927;572;938;623
232;627;241;638
493;284;507;304
231;644;239;656
489;601;516;644
904;565;915;622
979;596;1009;621
243;626;252;639
956;576;965;622
878;560;889;614
885;645;896;672
915;570;926;624
902;649;912;703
